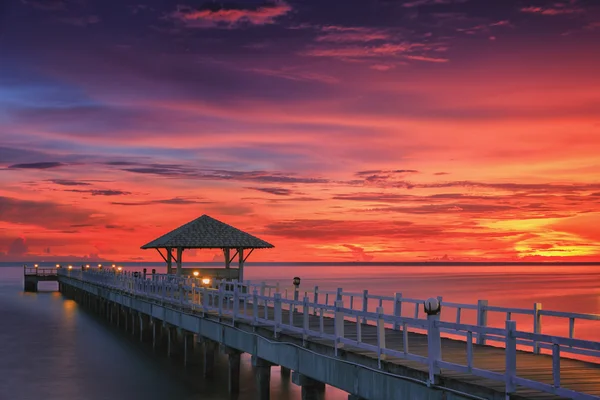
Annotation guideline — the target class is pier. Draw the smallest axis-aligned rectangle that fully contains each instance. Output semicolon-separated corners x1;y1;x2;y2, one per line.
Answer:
26;215;600;400
55;267;600;400
23;265;58;292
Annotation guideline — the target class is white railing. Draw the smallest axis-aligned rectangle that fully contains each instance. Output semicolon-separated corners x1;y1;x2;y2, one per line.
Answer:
23;266;58;277
59;268;600;400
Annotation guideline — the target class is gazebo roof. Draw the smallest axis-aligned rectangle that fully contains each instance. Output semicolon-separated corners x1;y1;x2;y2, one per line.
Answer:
140;214;274;250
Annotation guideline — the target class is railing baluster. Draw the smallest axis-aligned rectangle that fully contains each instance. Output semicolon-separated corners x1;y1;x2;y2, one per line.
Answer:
467;331;473;372
362;289;369;324
569;317;575;342
552;341;560;388
319;308;324;334
402;322;409;355
313;286;319;315
477;300;488;345
505;320;517;395
533;303;542;354
356;315;362;343
334;300;345;355
377;306;386;367
302;296;309;341
393;292;402;330
253;290;258;324
274;293;282;335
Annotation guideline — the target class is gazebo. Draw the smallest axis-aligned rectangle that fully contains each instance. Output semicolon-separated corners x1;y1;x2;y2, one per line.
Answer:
141;215;274;281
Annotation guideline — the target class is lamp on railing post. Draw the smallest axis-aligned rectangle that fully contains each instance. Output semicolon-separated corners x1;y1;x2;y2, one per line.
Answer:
424;297;442;386
293;277;301;313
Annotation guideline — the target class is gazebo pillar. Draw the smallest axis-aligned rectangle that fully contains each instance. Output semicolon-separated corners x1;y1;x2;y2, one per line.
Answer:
224;248;231;269
176;247;183;276
238;248;244;282
166;247;172;275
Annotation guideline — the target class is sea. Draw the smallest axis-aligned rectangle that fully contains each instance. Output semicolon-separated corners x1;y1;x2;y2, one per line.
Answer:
1;263;598;400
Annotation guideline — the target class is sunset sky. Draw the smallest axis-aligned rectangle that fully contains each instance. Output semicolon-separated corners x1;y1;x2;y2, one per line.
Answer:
1;0;599;263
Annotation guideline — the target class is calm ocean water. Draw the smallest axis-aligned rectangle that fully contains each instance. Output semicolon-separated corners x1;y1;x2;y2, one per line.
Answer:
1;264;598;399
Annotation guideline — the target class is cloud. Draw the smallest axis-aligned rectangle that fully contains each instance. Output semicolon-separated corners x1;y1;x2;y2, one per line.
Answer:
49;179;92;186
8;237;28;256
404;55;449;63
114;162;329;184
0;196;108;230
168;1;292;28
8;162;66;169
316;26;391;43
355;169;419;176
520;3;583;16
246;187;293;196
370;64;396;71
111;197;213;206
64;189;132;196
342;244;375;261
402;0;468;7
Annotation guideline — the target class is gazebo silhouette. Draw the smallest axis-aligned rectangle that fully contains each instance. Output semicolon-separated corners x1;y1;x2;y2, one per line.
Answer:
141;215;274;281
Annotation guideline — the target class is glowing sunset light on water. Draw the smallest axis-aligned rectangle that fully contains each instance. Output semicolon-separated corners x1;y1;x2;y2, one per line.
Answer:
0;0;599;263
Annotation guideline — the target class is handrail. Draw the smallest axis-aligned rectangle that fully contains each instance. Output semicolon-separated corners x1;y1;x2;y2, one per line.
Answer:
58;268;600;400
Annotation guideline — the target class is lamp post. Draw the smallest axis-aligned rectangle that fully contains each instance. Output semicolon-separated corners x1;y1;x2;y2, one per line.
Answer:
293;277;301;312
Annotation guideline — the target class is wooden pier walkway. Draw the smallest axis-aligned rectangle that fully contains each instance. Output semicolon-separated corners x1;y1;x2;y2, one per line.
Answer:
54;268;600;400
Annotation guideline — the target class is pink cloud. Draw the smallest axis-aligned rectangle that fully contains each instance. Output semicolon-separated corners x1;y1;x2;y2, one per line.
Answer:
521;4;583;16
169;2;292;28
405;55;449;63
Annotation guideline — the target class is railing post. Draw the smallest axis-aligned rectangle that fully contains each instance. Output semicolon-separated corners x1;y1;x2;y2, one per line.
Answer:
293;284;299;313
274;293;282;336
552;340;560;388
336;287;343;302
505;320;517;395
362;289;369;324
218;284;224;317
533;302;542;354
260;282;266;306
313;286;319;315
393;292;402;330
376;306;386;367
334;300;345;355
302;295;309;342
426;302;442;386
476;299;488;345
233;284;239;322
253;290;259;324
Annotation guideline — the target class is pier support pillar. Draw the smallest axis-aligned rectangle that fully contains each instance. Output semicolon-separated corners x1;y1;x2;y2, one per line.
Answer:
292;372;325;400
225;348;241;394
139;314;150;342
252;356;274;400
203;339;217;377
152;319;162;349
130;311;137;336
281;366;291;378
24;278;38;292
167;326;174;357
183;333;194;366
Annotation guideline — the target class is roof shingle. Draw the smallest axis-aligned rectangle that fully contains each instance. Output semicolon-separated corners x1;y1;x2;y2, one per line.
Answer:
140;215;274;249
